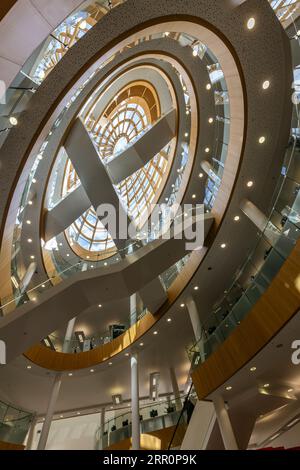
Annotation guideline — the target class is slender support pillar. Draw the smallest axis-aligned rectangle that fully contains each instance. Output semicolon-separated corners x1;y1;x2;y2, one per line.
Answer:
99;407;106;450
62;317;76;353
130;294;137;326
25;415;37;450
169;367;182;411
37;373;62;450
213;395;238;450
130;353;140;450
240;199;280;245
186;297;205;362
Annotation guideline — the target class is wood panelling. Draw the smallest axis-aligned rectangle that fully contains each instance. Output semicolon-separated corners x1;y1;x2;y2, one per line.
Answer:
0;1;17;22
0;440;25;450
192;239;300;399
24;310;160;370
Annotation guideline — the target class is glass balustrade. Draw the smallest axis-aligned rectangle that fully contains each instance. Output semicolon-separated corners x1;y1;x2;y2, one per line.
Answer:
0;400;33;446
46;307;148;353
187;90;300;368
95;393;192;449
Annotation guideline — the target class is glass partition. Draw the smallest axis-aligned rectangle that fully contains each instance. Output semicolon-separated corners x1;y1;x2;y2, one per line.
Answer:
0;400;33;446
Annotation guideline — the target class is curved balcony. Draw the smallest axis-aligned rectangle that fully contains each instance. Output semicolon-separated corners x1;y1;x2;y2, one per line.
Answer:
189;94;300;397
95;393;194;450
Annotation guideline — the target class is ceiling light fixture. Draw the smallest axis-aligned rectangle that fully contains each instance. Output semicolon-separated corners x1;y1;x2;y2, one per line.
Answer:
234;216;240;222
199;173;204;178
250;367;257;372
226;386;232;391
180;303;185;308
263;383;270;388
194;286;199;291
208;117;214;124
167;318;172;322
247;17;256;30
262;80;270;90
247;181;254;188
259;136;266;144
206;84;211;90
28;238;32;243
221;243;227;249
9;116;18;126
205;147;210;153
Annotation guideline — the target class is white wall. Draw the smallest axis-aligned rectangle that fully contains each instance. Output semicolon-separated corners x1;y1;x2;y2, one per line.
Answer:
267;422;300;449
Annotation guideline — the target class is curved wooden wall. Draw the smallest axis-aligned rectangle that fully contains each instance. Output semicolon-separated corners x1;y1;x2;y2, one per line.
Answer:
192;239;300;399
24;310;160;370
105;425;185;450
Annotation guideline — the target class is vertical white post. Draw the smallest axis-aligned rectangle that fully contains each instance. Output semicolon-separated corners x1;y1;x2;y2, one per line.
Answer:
130;294;137;326
186;297;205;361
131;353;140;450
25;415;37;450
37;373;62;450
213;395;238;450
62;317;76;353
169;367;182;411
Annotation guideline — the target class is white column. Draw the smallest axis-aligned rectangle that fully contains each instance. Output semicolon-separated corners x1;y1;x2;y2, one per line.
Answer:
98;406;106;450
186;297;205;362
62;317;76;353
240;199;280;245
169;367;182;411
25;415;37;450
37;373;62;450
213;395;238;450
130;353;140;450
130;294;137;326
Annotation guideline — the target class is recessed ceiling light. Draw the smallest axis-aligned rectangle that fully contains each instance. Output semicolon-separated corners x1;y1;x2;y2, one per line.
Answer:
206;84;211;90
185;132;189;138
153;331;158;335
262;80;270;90
167;318;172;322
42;284;45;288
91;265;94;268
180;303;185;308
77;412;81;415
208;118;214;124
60;415;64;419
90;369;94;373
108;362;112;366
192;194;196;199
59;242;63;247
66;254;70;257
247;181;254;188
247;17;255;30
205;147;210;153
125;353;129;357
28;238;32;243
250;366;257;372
104;262;108;266
288;388;293;393
186;109;190;115
263;383;270;388
199;173;204;178
32;178;37;184
259;136;266;144
221;243;227;249
28;201;33;205
86;255;90;259
139;342;144;346
26;220;31;225
68;373;73;377
226;386;232;391
27;365;32;369
32;297;37;302
234;216;240;222
194;286;199;291
9;116;18;126
30;255;35;260
98;304;102;308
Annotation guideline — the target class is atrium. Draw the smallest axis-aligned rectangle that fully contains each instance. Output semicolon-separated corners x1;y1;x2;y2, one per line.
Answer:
0;0;300;455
